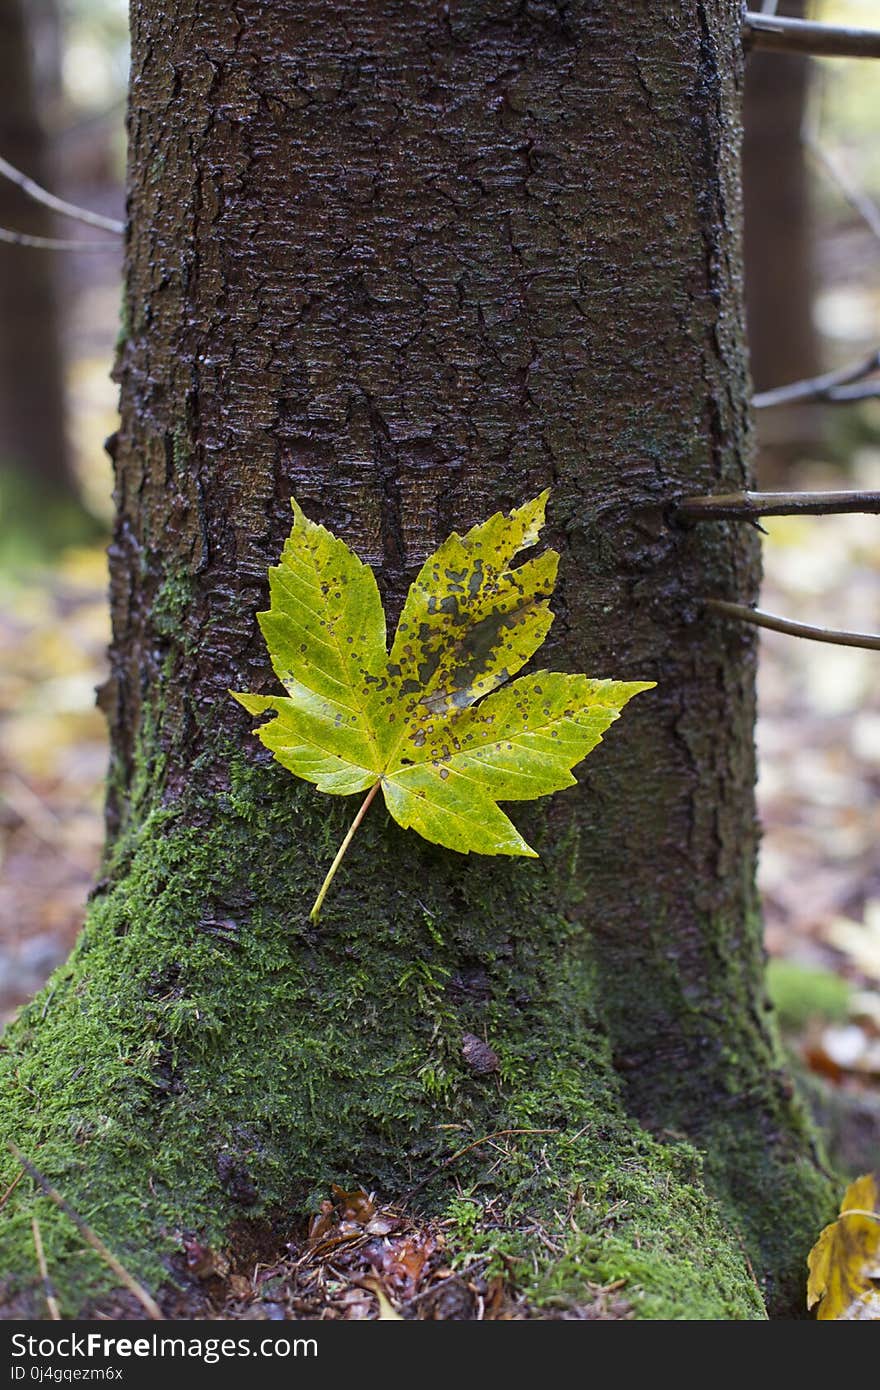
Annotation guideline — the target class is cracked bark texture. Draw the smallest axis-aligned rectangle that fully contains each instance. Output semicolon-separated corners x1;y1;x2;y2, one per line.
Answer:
0;0;834;1320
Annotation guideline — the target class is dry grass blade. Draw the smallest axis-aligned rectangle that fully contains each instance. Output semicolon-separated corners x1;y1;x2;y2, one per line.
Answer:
406;1128;558;1201
358;1275;403;1320
9;1142;163;1320
0;1168;24;1212
31;1215;61;1320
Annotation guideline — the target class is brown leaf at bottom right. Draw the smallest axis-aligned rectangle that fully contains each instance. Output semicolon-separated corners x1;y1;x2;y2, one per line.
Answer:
807;1172;880;1319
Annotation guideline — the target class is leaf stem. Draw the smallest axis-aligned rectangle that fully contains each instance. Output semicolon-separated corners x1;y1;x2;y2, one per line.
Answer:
310;781;381;923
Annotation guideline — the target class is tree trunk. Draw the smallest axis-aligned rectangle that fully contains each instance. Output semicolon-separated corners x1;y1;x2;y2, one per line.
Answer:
742;0;821;473
0;0;71;500
0;0;833;1320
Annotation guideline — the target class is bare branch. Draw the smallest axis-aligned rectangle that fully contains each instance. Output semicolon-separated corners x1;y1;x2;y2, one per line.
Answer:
823;380;880;404
704;599;880;652
753;349;880;409
805;136;880;245
744;12;880;58
0;225;113;251
0;154;123;234
678;489;880;522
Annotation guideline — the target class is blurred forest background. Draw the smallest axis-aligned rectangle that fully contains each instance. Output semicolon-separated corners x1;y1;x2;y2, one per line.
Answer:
0;2;878;1165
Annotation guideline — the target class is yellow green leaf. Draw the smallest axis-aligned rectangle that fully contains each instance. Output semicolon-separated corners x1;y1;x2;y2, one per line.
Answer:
807;1172;880;1320
232;499;391;795
232;492;655;919
382;671;651;856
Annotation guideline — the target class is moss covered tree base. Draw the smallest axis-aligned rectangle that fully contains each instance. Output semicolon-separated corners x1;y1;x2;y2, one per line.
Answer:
0;764;831;1320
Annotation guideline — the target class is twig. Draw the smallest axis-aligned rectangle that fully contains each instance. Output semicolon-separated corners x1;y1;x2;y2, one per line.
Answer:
405;1128;558;1203
805;136;880;246
0;226;113;252
0;154;124;234
1;769;62;841
825;380;880;403
31;1215;61;1320
0;1167;24;1212
677;489;880;522
744;12;880;58
703;599;880;652
753;350;880;409
8;1142;164;1320
400;1257;491;1311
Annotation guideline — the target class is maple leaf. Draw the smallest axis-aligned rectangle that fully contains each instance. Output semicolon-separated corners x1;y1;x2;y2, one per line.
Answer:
807;1172;880;1320
232;491;654;920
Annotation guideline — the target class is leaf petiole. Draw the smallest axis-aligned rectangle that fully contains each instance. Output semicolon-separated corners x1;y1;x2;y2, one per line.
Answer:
309;780;382;922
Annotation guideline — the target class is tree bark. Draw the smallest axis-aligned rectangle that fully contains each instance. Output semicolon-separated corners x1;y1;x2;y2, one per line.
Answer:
0;0;71;500
0;0;833;1320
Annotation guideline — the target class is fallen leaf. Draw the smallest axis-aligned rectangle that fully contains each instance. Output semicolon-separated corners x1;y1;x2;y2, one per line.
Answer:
372;1233;437;1296
226;1274;252;1300
359;1275;403;1320
826;902;880;982
807;1172;880;1319
330;1185;375;1226
336;1287;373;1319
307;1201;335;1244
484;1274;507;1318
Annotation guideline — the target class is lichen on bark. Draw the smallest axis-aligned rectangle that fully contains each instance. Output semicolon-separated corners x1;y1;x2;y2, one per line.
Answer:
0;0;834;1319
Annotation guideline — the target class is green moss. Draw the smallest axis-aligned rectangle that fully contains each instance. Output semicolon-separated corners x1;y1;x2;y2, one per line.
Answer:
152;570;194;640
585;881;837;1317
766;959;852;1032
0;753;780;1319
171;429;190;478
436;1096;767;1319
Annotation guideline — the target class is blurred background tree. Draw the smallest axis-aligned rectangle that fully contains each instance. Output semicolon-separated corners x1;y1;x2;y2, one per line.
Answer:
744;1;880;477
0;0;70;511
0;0;125;560
744;0;822;475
